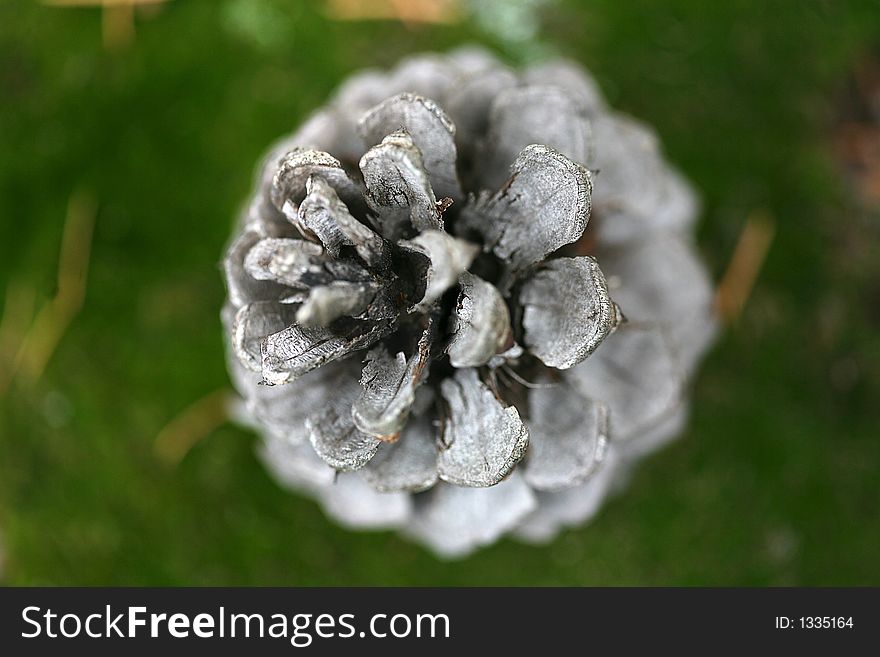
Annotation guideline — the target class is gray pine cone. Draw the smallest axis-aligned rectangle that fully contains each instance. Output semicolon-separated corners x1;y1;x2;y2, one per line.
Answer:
222;48;717;557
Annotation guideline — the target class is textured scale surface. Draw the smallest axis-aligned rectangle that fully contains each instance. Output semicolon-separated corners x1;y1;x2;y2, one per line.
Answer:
222;48;717;557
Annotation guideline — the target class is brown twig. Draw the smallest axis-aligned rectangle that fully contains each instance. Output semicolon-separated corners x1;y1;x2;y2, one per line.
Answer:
715;210;775;324
154;388;233;466
41;0;170;50
325;0;462;25
102;1;135;50
0;282;37;396
9;189;96;389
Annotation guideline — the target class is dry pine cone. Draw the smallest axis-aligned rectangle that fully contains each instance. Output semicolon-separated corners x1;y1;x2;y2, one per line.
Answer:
222;48;716;557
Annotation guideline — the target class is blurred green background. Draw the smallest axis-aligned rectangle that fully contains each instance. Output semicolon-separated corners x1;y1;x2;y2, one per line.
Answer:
1;0;878;585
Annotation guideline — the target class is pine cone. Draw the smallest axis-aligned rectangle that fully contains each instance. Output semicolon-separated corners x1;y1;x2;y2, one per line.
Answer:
222;48;717;557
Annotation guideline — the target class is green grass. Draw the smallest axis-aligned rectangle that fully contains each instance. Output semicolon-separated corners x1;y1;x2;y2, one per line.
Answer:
1;0;878;585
